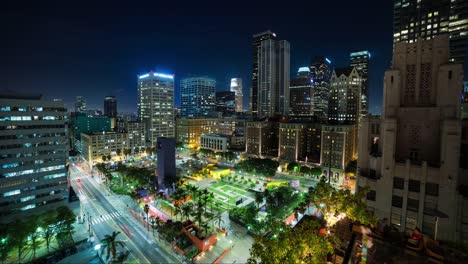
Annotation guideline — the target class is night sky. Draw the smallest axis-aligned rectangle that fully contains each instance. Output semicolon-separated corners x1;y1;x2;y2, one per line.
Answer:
2;1;394;115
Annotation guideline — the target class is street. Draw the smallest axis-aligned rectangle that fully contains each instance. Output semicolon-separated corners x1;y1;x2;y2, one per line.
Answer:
70;162;179;263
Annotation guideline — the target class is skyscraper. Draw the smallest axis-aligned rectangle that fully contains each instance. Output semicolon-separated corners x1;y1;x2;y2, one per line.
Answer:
255;32;290;117
75;96;86;113
350;51;370;116
289;67;314;116
310;56;332;121
215;91;236;114
180;77;216;118
0;94;69;223
328;67;362;124
393;0;468;64
357;36;464;241
250;31;277;116
137;71;175;146
230;78;243;112
104;96;117;118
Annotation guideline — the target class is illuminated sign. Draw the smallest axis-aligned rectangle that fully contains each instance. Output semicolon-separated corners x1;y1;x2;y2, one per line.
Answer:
139;74;150;79
298;67;311;73
153;72;174;79
350;51;370;57
325;58;332;64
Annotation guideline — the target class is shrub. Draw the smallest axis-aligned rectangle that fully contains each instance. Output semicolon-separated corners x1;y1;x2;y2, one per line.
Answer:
243;180;248;185
250;183;256;188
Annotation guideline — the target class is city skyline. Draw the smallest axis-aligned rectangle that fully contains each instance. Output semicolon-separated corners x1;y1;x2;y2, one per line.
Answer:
3;1;395;114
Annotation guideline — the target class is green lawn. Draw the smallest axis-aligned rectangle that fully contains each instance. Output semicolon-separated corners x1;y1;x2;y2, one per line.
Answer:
205;181;253;212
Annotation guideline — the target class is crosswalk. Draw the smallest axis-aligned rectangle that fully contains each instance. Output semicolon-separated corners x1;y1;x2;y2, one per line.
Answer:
90;211;122;225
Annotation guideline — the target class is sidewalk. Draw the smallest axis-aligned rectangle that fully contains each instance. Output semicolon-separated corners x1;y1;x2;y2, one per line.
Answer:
195;211;253;264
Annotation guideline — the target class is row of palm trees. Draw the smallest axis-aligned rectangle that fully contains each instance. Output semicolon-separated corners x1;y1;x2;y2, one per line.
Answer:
0;206;76;263
146;184;225;242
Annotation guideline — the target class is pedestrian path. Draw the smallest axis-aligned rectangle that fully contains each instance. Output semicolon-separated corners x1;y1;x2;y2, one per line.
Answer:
90;211;122;225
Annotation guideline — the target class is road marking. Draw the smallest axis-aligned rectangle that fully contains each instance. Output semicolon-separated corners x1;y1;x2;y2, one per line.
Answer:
91;211;121;226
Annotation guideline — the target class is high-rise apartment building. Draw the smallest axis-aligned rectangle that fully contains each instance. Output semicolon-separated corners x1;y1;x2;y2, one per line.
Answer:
116;120;146;150
246;119;279;157
180;77;216;118
357;36;464;241
350;51;370;116
137;71;175;146
310;56;332;121
104;96;117;118
289;67;314;116
230;78;243;112
250;31;290;117
320;124;357;179
75;96;86;113
0;94;69;223
250;31;277;116
278;122;321;163
328;67;362;124
393;0;468;65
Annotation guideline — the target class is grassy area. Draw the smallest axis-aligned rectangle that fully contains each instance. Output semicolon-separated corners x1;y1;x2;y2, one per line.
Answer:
205;181;253;213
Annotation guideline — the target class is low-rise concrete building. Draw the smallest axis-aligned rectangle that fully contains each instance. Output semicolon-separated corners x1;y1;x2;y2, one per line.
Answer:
200;133;230;152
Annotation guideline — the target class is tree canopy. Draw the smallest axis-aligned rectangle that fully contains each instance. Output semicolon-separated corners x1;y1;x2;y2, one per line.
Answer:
248;218;335;264
236;158;279;177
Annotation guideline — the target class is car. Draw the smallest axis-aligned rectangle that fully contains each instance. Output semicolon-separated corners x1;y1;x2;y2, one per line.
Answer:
77;179;81;183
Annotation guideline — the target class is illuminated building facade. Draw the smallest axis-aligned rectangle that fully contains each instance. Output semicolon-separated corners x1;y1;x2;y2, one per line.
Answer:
116;120;146;150
230;78;243;112
250;31;277;116
75;96;86;113
320;124;357;177
278;122;321;163
200;133;230;152
289;67;314;116
81;132;128;162
328;67;362;124
246;120;278;157
176;118;246;150
310;56;332;121
215;91;235;114
180;77;216;118
0;95;69;223
393;0;468;64
350;51;370;116
137;71;175;146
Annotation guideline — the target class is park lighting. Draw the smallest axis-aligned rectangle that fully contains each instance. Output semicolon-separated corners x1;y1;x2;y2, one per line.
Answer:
94;244;101;251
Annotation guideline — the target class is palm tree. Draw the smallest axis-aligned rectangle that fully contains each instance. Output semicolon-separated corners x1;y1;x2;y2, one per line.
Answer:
254;191;264;209
39;210;57;253
101;231;126;262
213;213;224;229
143;204;150;231
181;203;193;222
